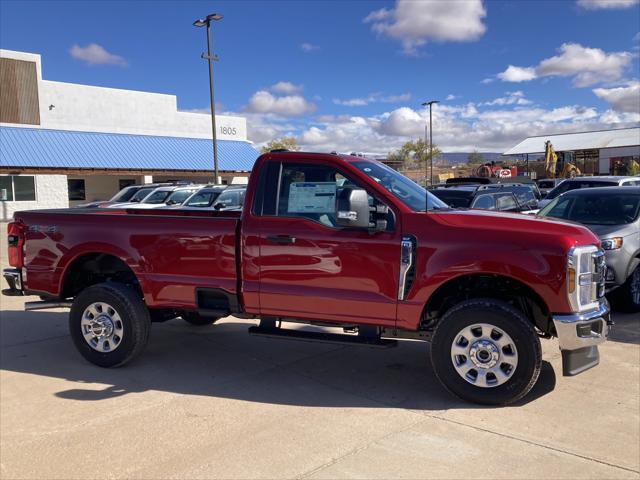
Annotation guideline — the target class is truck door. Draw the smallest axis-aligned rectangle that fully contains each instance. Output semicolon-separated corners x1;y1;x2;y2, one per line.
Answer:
250;160;401;327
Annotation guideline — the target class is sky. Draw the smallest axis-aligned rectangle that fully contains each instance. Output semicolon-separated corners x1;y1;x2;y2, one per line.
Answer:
1;0;639;154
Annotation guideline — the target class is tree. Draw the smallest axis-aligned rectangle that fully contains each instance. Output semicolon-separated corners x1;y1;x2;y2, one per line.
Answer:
388;139;441;170
467;150;484;165
260;137;300;154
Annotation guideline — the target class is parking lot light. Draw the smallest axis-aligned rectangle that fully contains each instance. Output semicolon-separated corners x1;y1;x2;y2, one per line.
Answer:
193;13;223;184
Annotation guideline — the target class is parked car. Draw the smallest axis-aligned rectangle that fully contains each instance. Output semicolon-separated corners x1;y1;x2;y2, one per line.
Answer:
3;151;611;406
430;183;538;212
111;185;204;209
538;176;640;209
536;179;565;198
165;185;228;210
75;183;171;208
538;187;640;312
446;177;542;200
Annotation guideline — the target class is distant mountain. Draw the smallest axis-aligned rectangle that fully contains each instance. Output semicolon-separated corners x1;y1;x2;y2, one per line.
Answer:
438;152;504;164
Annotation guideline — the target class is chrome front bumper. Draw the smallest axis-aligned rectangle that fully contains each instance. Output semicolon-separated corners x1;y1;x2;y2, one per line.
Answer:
552;300;611;376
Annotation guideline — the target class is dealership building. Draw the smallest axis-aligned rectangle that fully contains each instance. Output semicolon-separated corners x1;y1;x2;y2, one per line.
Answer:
0;49;258;220
504;127;640;176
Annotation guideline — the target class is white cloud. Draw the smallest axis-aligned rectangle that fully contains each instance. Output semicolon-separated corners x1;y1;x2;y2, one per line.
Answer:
497;65;537;82
482;91;533;106
593;81;640;113
285;101;639;155
481;78;494;84
333;92;411;106
364;0;486;55
270;81;303;94
300;42;320;52
497;43;633;87
446;94;459;101
69;43;127;66
245;90;315;116
577;0;639;9
536;43;632;86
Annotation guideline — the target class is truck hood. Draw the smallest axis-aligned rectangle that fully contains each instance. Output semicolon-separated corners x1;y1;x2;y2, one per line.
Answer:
428;209;600;249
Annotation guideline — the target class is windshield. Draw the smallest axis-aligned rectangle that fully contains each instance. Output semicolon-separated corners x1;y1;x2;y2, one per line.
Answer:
166;189;196;205
546;180;617;200
129;187;156;202
143;190;171;204
539;193;640;225
352;161;448;211
186;190;221;207
214;189;246;208
110;186;138;202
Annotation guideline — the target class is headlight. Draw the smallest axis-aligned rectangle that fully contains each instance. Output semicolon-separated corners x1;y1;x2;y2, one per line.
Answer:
601;237;623;250
567;245;604;312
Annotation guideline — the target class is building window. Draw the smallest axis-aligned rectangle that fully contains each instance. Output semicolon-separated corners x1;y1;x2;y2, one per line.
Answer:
68;179;86;201
119;179;136;190
0;175;36;201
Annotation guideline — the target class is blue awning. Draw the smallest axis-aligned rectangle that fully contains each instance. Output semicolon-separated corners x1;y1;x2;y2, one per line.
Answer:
0;126;259;171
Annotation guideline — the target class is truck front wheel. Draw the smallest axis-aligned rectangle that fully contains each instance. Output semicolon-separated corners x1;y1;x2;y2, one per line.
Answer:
430;298;542;405
69;282;151;368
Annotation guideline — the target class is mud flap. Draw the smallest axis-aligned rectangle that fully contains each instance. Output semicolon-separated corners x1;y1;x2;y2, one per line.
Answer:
561;345;600;376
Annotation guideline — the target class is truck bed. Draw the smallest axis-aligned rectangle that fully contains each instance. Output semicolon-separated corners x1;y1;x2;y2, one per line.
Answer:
14;208;242;310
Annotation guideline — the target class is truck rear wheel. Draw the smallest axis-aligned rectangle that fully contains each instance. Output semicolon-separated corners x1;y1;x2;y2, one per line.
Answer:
430;298;542;405
69;282;150;368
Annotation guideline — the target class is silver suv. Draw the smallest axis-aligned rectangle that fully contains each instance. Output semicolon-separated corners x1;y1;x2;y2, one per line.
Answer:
539;186;640;312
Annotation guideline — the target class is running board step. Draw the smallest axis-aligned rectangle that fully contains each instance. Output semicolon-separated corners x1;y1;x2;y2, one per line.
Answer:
248;326;397;348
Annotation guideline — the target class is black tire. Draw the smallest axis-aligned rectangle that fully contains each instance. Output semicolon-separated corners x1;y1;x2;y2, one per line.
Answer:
621;265;640;313
182;313;220;326
69;282;151;368
430;298;542;406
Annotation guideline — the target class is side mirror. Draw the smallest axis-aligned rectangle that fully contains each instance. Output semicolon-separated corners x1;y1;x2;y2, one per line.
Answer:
213;203;225;210
336;187;371;229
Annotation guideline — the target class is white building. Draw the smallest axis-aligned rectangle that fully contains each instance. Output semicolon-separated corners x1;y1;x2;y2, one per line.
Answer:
503;128;640;176
0;49;258;220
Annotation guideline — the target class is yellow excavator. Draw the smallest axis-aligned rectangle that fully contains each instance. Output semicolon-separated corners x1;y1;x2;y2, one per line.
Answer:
545;141;580;178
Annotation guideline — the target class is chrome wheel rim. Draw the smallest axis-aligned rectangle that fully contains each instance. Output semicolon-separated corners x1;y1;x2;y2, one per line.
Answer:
631;267;640;306
80;302;124;352
450;323;518;388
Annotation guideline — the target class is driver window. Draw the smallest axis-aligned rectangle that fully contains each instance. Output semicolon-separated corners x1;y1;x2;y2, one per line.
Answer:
276;163;394;229
277;164;347;227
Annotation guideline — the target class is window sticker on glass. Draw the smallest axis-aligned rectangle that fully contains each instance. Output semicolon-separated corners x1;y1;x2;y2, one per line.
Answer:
288;182;336;213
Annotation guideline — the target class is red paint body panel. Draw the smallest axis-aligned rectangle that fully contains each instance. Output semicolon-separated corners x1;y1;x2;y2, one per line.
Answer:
11;152;601;330
15;210;240;310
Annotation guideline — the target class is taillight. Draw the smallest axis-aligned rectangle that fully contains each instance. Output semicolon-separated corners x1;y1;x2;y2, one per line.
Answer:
7;222;25;268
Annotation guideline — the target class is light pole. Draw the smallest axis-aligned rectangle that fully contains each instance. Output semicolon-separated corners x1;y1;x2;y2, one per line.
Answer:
193;13;223;184
421;100;439;187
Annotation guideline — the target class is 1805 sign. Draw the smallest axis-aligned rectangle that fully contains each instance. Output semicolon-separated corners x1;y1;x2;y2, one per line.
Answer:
220;126;237;136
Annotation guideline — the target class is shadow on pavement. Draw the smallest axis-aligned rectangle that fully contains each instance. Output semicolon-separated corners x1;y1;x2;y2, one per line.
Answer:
0;309;557;410
607;310;640;345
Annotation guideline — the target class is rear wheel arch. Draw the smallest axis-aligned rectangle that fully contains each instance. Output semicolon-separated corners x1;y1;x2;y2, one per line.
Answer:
61;252;141;299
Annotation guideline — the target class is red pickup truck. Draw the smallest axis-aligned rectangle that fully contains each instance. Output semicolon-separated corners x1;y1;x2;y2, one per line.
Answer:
3;151;611;405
